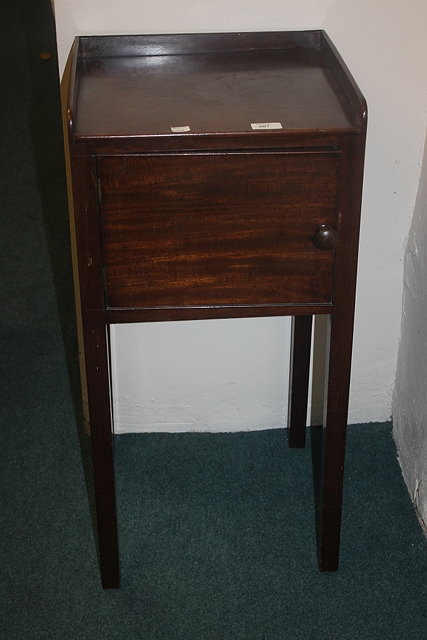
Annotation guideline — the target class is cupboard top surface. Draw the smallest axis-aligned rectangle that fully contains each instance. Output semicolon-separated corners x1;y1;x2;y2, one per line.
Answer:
68;31;366;142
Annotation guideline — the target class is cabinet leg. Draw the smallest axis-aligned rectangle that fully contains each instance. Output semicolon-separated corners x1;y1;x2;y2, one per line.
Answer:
288;315;312;448
83;316;120;588
317;313;352;572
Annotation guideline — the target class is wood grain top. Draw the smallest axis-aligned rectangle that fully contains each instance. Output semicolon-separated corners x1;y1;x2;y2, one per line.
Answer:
68;31;366;141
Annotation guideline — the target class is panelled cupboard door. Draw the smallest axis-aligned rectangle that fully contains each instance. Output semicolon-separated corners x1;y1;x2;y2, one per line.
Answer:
98;151;341;309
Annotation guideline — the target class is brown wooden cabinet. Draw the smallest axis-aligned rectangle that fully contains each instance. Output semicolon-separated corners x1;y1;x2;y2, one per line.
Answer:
66;30;367;588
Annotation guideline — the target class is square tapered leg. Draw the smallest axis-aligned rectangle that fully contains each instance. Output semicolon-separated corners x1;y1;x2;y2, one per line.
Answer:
288;315;313;448
83;314;120;588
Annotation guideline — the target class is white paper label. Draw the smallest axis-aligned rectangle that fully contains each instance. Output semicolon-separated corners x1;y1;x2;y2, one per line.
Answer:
251;122;283;130
170;125;191;133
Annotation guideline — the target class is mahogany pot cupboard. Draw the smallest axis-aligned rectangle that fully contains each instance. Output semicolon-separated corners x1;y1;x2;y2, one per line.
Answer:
65;30;367;588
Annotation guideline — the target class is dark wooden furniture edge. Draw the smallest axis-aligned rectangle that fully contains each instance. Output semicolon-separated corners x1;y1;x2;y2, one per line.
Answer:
99;304;333;324
76;30;323;58
66;37;79;136
320;32;368;129
70;135;354;153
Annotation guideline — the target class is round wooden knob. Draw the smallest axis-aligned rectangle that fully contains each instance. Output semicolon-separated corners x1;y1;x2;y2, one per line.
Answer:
313;224;338;251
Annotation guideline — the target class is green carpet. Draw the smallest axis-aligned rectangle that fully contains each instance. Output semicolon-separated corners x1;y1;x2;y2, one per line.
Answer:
1;2;426;638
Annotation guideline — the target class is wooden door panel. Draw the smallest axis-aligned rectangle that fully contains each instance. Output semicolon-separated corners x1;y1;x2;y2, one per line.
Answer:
98;152;340;308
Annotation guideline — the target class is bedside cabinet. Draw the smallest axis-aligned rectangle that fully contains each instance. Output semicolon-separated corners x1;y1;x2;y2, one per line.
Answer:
65;30;367;588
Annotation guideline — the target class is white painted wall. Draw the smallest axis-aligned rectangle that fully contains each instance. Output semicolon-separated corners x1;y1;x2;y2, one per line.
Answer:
54;0;331;73
55;0;427;433
112;318;290;432
324;0;427;423
393;127;427;530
